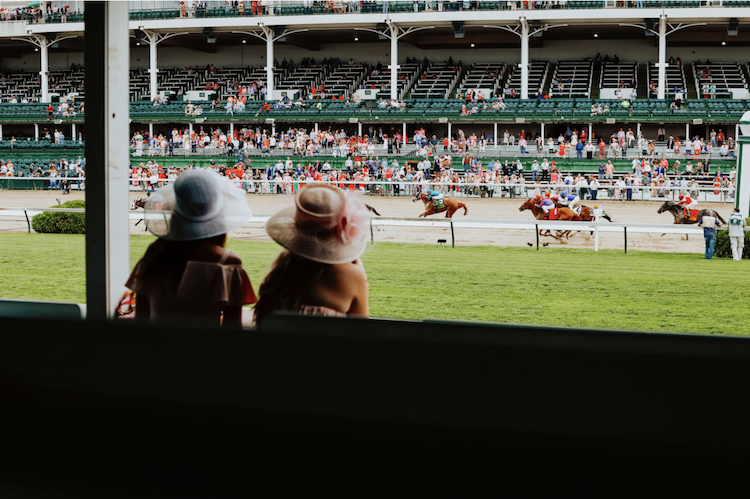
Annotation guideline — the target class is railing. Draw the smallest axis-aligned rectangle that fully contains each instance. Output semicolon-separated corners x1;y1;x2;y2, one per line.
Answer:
0;176;738;204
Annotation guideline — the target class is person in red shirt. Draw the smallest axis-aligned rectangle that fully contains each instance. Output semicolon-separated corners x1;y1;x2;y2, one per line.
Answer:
717;129;725;145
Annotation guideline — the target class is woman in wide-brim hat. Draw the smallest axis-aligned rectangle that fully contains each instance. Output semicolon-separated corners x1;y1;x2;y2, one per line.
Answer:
253;183;372;326
126;168;256;328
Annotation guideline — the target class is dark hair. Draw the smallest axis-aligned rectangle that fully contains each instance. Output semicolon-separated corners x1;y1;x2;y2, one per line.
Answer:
135;234;226;289
253;250;334;326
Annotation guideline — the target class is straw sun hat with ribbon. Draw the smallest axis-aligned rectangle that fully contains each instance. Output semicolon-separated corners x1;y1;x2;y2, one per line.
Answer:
265;184;372;264
144;168;252;241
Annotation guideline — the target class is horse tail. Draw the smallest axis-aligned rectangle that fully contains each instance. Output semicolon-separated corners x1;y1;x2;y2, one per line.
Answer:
602;214;613;222
714;211;726;224
460;203;468;216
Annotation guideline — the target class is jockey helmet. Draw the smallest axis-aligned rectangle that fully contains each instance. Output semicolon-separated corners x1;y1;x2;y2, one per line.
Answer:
678;194;684;200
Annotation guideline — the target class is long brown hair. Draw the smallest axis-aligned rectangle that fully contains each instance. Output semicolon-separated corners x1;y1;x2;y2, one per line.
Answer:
135;234;227;288
253;250;334;326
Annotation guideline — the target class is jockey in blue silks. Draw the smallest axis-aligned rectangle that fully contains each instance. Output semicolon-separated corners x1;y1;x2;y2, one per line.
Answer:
425;189;444;208
557;192;581;215
535;195;556;217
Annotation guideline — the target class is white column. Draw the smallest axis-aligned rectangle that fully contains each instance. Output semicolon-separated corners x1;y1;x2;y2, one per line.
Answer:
148;33;158;100
188;123;193;136
658;15;667;100
685;123;689;140
494;123;498;146
40;40;49;103
85;1;130;319
520;18;530;100
0;124;3;141
315;123;319;133
148;123;153;137
736;123;740;140
541;122;545;145
738;138;750;216
265;30;274;101
71;123;76;140
589;123;593;142
403;122;407;144
357;121;362;137
389;24;399;101
230;122;234;137
637;123;641;138
272;123;276;135
448;122;452;140
34;123;39;141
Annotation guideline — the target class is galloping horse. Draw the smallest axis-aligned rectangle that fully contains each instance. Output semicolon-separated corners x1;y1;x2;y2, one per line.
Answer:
132;197;148;227
413;191;468;218
657;201;725;225
519;198;582;241
553;202;613;223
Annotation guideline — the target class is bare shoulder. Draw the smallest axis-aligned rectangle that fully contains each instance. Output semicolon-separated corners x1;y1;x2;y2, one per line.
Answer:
332;259;367;281
223;250;243;266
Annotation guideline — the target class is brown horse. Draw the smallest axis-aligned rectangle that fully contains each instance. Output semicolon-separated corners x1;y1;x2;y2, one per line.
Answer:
413;191;468;218
553;202;613;223
519;198;583;241
657;201;725;225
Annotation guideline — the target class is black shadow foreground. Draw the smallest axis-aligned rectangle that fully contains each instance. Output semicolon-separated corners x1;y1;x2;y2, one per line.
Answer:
0;314;748;495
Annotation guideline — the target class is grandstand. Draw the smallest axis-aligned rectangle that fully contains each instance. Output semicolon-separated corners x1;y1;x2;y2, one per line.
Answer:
504;62;549;99
693;62;748;100
648;62;688;97
456;63;505;99
549;61;593;99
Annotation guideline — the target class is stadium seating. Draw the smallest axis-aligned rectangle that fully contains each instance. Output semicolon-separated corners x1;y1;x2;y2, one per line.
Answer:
409;63;462;99
600;62;638;91
319;64;367;98
549;61;593;98
456;63;505;99
504;62;549;99
648;62;688;97
693;62;747;99
360;61;421;100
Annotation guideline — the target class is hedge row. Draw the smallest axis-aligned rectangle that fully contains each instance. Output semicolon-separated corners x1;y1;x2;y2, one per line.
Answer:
31;200;85;234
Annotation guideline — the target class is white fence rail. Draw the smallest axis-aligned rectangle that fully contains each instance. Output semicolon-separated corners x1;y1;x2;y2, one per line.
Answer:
2;207;744;254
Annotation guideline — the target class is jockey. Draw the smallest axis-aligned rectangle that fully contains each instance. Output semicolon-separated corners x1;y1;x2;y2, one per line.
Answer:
425;189;444;208
558;192;581;215
535;195;556;216
678;194;697;216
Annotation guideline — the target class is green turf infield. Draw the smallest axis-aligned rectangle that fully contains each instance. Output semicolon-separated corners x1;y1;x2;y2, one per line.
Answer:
0;233;747;335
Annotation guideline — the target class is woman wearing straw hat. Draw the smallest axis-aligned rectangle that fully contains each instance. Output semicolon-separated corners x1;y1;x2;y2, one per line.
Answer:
254;184;372;326
126;168;256;328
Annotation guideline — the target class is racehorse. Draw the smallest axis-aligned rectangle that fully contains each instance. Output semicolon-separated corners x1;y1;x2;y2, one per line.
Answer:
413;191;468;218
553;202;613;223
519;198;583;241
657;201;725;225
132;197;148;227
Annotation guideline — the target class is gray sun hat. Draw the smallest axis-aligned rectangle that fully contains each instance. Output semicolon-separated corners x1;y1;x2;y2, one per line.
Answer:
144;168;252;241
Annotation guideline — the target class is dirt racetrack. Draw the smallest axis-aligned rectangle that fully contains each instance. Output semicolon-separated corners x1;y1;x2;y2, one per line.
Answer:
0;189;735;254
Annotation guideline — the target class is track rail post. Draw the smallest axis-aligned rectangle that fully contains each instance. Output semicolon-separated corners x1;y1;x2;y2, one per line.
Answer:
24;210;30;233
624;226;628;254
536;223;539;251
450;219;455;248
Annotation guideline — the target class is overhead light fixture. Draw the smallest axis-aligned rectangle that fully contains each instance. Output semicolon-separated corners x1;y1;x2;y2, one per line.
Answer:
203;27;217;44
136;41;140;46
273;26;287;42
452;21;464;39
593;33;599;38
471;43;475;47
728;18;739;36
354;37;359;41
722;41;727;46
242;39;246;44
134;28;148;45
377;22;388;39
644;18;656;37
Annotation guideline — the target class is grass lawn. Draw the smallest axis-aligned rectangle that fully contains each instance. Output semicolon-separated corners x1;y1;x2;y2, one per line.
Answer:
1;233;748;335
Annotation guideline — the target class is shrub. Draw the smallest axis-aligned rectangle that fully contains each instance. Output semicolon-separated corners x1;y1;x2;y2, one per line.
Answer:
714;217;750;259
31;200;86;234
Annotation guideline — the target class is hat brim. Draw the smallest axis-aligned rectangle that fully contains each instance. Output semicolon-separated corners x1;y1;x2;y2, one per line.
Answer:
266;205;369;265
144;171;252;241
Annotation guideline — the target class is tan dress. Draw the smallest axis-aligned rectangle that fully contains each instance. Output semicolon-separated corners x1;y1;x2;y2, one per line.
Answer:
126;248;256;327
